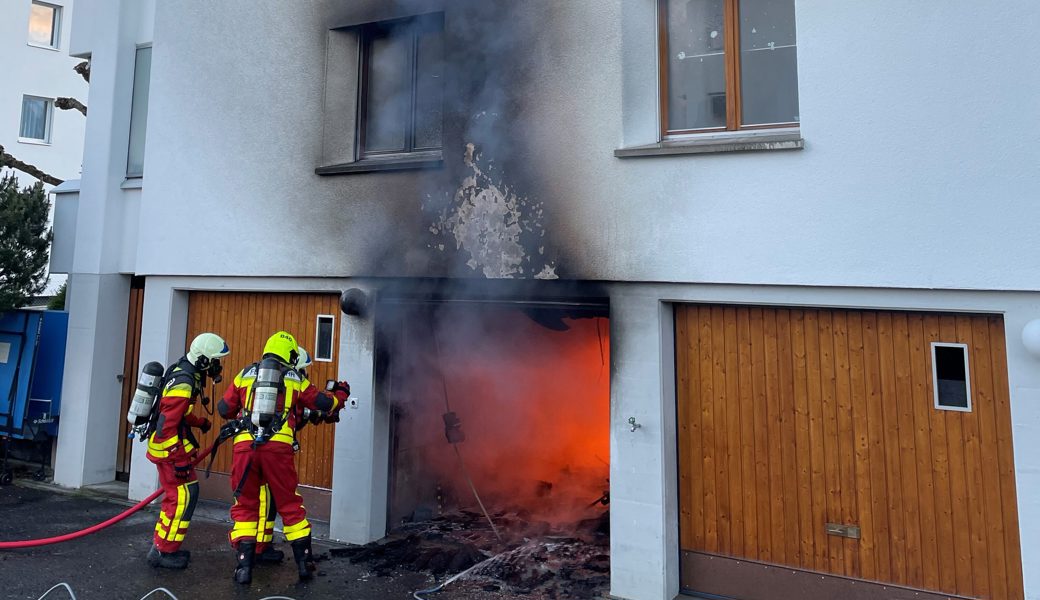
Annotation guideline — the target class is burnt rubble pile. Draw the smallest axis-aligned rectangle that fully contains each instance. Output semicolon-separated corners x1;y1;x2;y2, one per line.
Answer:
330;509;610;598
476;537;610;598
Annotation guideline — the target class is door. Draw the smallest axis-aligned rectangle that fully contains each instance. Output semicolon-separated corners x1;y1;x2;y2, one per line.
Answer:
116;277;145;479
185;291;342;490
675;305;1023;600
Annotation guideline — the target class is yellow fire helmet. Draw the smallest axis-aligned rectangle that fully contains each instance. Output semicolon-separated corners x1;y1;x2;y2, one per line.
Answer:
262;330;299;365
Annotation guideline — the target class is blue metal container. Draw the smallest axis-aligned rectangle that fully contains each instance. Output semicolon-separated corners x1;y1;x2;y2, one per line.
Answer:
0;310;68;440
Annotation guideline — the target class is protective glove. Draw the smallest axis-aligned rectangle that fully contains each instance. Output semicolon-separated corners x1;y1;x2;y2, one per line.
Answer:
308;409;324;426
333;381;351;398
197;418;212;434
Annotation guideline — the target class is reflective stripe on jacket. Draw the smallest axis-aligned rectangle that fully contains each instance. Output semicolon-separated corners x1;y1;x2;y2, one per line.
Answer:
147;362;205;462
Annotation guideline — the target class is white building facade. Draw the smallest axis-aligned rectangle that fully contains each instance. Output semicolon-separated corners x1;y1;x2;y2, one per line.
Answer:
52;2;1040;599
1;0;88;293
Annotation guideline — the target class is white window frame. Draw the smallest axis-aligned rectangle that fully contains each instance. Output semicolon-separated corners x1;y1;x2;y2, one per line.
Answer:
18;95;54;144
314;314;336;362
931;342;972;413
27;1;62;50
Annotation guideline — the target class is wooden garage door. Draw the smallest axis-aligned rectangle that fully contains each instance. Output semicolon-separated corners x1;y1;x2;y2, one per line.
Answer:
675;305;1023;600
186;292;341;489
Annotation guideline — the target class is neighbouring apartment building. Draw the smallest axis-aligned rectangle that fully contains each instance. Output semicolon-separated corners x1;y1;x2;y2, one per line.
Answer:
1;0;87;294
49;1;1040;599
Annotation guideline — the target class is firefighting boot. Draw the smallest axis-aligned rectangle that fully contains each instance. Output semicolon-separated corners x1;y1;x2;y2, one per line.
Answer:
146;545;189;570
233;541;256;584
290;536;317;581
257;544;285;563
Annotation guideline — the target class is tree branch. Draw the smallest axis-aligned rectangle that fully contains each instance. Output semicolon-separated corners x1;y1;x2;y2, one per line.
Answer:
0;145;64;186
55;97;87;116
74;60;90;83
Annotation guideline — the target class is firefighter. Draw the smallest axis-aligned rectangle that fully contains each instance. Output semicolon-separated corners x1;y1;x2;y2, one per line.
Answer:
252;346;315;566
218;331;349;584
146;332;230;569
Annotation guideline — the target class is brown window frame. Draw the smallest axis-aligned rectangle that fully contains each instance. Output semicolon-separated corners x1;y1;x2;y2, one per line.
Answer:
357;13;444;160
658;0;800;137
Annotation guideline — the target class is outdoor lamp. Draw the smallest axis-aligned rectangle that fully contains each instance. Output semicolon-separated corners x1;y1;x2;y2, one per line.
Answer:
1022;319;1040;359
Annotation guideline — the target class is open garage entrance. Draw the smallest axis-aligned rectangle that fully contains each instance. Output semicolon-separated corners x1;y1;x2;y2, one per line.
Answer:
369;299;611;594
675;304;1023;600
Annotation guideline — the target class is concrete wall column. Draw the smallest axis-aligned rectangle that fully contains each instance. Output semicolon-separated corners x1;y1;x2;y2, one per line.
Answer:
127;281;188;500
52;273;130;487
52;0;147;489
608;286;680;600
329;286;389;543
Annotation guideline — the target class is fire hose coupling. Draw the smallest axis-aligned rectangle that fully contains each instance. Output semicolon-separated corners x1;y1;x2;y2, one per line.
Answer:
628;417;642;432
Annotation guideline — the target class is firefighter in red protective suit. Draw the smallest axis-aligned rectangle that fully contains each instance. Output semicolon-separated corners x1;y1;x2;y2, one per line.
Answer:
145;332;230;569
218;331;349;584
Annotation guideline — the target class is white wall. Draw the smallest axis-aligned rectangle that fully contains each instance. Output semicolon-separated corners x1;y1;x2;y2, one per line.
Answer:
128;0;1040;293
53;0;156;487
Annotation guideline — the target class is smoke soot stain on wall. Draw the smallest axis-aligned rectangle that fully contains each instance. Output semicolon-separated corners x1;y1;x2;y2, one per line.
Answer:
425;143;558;279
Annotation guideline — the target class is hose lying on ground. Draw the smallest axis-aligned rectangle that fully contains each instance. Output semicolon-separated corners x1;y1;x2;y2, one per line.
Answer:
35;582;299;600
0;445;214;550
411;550;509;600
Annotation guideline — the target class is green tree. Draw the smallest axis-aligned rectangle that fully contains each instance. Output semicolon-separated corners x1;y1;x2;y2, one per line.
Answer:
0;174;52;313
47;281;67;310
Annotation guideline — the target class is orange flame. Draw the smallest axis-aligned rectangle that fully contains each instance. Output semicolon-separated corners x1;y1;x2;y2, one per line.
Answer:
388;307;610;527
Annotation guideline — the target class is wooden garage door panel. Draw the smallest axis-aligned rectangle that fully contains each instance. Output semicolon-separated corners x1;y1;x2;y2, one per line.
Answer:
116;279;146;476
676;305;1023;600
186;292;340;489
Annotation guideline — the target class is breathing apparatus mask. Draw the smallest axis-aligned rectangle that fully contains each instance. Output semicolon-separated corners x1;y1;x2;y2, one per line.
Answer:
196;355;224;384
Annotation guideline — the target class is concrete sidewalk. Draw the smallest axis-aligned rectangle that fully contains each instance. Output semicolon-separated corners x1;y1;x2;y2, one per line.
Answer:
0;483;522;600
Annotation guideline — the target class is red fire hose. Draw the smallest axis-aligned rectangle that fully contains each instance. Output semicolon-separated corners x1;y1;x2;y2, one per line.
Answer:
0;444;215;550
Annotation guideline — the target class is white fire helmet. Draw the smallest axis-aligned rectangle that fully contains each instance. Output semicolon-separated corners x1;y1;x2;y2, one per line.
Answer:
187;332;230;366
295;347;312;372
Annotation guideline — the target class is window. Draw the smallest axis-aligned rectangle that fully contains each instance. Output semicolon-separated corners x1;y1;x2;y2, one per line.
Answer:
659;0;799;135
127;46;152;177
315;315;335;362
932;342;971;412
19;95;53;143
357;14;444;160
28;1;61;49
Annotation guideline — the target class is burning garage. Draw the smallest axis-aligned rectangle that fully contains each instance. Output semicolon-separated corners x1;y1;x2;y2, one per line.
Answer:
44;1;1040;599
336;294;613;596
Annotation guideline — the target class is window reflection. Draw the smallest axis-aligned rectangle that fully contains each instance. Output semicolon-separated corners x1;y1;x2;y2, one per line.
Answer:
739;0;799;126
666;0;727;131
28;2;58;47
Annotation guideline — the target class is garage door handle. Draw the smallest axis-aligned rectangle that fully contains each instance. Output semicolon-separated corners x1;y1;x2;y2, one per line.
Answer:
825;523;860;539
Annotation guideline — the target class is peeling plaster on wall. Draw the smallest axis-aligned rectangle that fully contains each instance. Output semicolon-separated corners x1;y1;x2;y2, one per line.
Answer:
426;143;557;279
